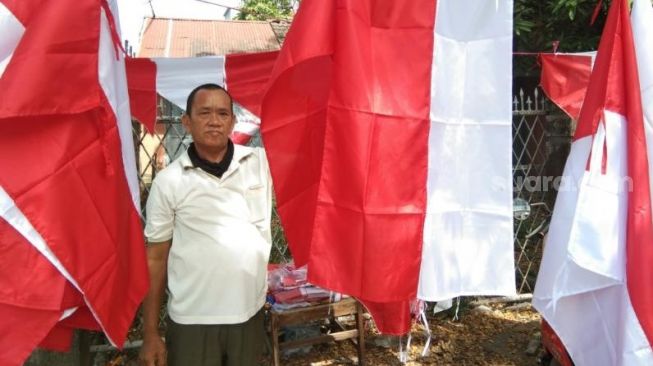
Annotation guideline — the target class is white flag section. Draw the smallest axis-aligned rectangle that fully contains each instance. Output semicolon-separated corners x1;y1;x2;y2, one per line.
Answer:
99;5;142;215
418;0;515;300
533;113;648;365
0;2;23;76
533;0;653;364
153;57;226;109
142;56;262;143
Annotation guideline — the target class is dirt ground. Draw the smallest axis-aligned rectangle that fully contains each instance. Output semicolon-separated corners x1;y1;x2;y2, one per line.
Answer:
280;301;543;366
93;300;543;366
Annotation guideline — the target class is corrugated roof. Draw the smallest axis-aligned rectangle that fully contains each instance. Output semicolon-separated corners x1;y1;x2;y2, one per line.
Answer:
138;17;282;57
269;20;291;43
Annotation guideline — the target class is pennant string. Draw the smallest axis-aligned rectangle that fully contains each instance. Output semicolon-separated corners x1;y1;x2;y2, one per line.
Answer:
601;129;608;175
406;332;412;360
420;309;432;357
453;297;461;321
398;335;408;364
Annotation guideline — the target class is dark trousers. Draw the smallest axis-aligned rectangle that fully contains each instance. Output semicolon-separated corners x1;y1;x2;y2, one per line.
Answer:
166;309;265;366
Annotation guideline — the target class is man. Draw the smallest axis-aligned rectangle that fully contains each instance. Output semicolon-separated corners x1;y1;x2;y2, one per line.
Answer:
139;84;272;366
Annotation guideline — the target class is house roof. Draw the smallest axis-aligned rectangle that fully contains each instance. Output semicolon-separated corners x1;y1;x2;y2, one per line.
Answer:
138;17;288;57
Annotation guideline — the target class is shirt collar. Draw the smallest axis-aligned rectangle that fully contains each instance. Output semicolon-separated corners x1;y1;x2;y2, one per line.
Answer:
180;143;255;171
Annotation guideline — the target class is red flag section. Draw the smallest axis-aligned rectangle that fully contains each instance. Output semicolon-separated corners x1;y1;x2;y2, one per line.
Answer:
540;53;594;121
0;0;148;364
225;50;278;117
0;218;68;364
125;57;157;132
261;0;434;334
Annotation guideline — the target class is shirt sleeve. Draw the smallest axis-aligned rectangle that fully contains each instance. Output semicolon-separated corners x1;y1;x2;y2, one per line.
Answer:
258;147;273;246
144;174;175;244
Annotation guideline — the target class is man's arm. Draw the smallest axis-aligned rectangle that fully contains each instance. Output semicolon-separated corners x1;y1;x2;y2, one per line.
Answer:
258;147;273;246
139;240;171;366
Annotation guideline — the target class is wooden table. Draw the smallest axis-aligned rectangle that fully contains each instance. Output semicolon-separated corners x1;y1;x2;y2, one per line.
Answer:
269;297;365;366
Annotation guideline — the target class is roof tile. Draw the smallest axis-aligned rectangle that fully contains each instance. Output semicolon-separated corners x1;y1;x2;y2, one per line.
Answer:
138;18;282;57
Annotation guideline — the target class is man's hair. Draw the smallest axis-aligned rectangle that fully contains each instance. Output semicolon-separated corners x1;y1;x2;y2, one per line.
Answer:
185;83;233;115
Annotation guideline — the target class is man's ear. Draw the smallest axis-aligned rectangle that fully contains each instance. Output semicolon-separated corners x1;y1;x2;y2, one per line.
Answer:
228;113;237;133
181;113;191;131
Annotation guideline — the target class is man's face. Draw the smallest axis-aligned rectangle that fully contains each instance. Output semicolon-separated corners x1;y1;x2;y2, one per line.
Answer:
182;89;234;151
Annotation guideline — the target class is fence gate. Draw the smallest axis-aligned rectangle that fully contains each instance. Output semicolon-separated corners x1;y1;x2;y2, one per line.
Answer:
512;87;557;294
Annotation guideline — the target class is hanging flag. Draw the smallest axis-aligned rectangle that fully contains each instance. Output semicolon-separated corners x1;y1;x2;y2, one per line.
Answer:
261;0;515;334
125;57;158;133
0;0;148;364
540;52;595;121
533;0;653;364
633;0;653;210
124;51;278;144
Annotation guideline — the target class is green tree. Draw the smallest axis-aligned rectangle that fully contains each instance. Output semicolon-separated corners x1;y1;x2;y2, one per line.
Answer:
237;0;294;21
514;0;610;74
515;0;608;53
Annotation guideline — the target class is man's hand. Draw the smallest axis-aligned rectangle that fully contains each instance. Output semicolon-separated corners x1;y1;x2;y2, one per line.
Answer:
139;241;171;366
138;335;167;366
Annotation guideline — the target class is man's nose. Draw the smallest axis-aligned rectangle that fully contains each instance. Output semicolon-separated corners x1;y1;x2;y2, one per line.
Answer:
207;112;223;125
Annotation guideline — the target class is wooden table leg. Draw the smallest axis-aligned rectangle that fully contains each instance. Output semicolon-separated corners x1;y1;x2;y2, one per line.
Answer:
78;330;92;366
355;303;365;365
270;312;281;366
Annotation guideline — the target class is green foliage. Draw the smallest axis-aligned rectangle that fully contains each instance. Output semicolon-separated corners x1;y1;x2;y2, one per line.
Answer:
237;0;294;21
514;0;610;75
514;0;608;53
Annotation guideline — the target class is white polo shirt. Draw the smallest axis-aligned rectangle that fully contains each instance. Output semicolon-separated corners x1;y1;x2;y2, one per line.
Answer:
144;144;272;324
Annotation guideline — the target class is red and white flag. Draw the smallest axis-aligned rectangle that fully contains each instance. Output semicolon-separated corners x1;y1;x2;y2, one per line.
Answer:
533;0;653;364
0;0;148;364
125;51;278;144
261;0;515;334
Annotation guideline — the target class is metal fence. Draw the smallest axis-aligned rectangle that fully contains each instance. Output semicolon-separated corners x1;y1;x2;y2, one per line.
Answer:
512;87;560;294
135;91;565;292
